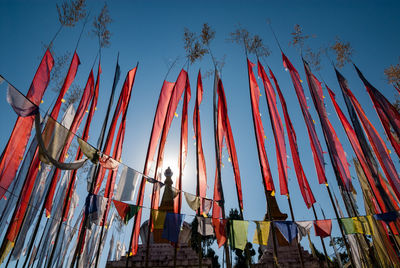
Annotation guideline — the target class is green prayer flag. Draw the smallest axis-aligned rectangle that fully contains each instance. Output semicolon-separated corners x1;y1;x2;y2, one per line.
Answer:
341;218;356;234
125;205;140;224
229;220;249;250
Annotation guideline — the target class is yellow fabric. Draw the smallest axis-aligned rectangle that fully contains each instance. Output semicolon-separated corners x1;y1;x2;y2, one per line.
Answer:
353;159;400;267
253;221;270;245
0;241;14;264
152;210;166;229
353;216;373;235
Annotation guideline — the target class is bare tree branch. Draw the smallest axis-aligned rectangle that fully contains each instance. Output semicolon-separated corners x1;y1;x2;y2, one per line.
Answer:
57;0;87;27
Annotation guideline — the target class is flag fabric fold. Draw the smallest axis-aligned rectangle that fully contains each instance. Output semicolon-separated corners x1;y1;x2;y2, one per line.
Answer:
246;59;275;193
184;192;200;211
253;221;271;245
303;60;352;190
314;219;332;238
212;218;228;248
113;200;140;224
115;166;140;201
274;221;298;243
271;67;316;208
296;221;313;240
194;71;208;213
6;84;39;117
258;60;287;194
354;65;400;157
162;212;185;243
0;49;53;198
282;53;326;185
197;217;214;236
229;220;249;250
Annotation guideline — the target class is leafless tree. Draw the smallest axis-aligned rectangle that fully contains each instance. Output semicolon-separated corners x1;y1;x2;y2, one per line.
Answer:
330;37;354;68
57;0;87;27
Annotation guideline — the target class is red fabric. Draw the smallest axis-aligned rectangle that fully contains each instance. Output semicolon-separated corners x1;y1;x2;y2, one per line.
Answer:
346;88;400;201
98;67;137;227
212;97;226;220
113;199;129;220
44;70;95;216
174;76;191;214
63;63;101;221
51;52;80;119
217;78;243;210
328;88;388;212
271;68;316;208
151;70;188;213
131;72;183;256
212;218;227;247
131;69;187;255
258;60;287;194
355;65;400;158
193;71;207;213
92;67;137;195
303;62;352;191
6;153;40;242
0;49;53;198
314;219;332;238
246;60;274;193
282;52;326;185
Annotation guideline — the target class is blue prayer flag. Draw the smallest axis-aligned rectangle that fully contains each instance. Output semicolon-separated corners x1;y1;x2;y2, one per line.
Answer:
162;212;185;243
274;221;298;243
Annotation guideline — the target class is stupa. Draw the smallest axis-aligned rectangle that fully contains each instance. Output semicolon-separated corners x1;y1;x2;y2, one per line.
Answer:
254;190;324;267
106;167;212;267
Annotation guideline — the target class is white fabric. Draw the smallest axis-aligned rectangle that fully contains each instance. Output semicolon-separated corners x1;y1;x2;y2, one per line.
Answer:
296;221;313;241
99;154;119;170
78;138;98;163
115;166;139;201
184;192;200;211
35;111;88;170
178;222;192;244
197;217;214;236
202;198;213;214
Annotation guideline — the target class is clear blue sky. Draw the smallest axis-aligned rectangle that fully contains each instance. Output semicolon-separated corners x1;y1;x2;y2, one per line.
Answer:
0;0;399;266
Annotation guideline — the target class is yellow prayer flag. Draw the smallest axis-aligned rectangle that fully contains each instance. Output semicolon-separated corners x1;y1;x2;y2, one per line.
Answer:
352;216;374;235
253;221;270;245
152;210;167;229
0;241;14;264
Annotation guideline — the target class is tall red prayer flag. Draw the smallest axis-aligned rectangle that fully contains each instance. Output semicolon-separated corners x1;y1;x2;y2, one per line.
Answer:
282;52;326;185
246;59;275;193
345;87;400;201
303;60;352;191
174;77;191;214
51;52;80;119
0;49;54;198
129;80;175;256
216;77;243;211
151;70;188;212
258;60;288;195
270;68;316;208
193;71;207;213
354;65;400;157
